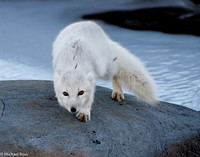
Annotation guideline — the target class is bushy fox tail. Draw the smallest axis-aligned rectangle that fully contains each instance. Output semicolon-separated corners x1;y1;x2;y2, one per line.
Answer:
110;41;158;105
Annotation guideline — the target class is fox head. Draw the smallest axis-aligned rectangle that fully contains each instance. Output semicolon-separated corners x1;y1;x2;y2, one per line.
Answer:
54;71;95;113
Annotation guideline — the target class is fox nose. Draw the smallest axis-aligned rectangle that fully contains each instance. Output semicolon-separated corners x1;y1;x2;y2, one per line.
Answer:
71;107;77;113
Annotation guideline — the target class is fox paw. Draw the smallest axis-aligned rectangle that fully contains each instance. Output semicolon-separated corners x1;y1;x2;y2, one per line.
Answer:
111;91;124;101
76;112;90;122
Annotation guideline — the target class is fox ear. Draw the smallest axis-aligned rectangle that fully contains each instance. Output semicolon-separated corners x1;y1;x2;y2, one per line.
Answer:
87;71;95;84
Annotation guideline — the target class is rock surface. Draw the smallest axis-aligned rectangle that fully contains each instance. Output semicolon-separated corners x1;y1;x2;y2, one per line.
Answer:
83;6;200;36
156;134;200;157
0;80;200;157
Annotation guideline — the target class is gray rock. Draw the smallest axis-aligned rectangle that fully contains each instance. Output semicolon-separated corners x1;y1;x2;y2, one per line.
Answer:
82;0;200;36
0;80;200;157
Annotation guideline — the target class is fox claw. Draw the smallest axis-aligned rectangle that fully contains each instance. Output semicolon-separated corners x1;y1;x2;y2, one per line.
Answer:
76;112;90;122
111;91;124;101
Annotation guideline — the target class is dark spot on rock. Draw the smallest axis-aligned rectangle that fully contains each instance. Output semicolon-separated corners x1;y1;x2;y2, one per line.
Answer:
119;103;123;105
95;140;101;144
93;140;101;145
70;152;75;155
92;131;96;134
36;135;42;138
136;109;139;111
122;142;127;146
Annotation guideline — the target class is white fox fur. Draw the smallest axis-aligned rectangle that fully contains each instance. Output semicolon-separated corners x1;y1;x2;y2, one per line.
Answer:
52;21;158;122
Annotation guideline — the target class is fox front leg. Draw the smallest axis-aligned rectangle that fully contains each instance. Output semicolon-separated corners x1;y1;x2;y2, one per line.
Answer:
76;101;92;122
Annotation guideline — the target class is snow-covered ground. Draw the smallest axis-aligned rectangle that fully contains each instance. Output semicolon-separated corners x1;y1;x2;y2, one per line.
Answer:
0;0;200;111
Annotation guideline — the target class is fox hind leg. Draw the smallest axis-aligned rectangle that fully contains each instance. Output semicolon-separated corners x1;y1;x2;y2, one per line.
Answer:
111;76;124;101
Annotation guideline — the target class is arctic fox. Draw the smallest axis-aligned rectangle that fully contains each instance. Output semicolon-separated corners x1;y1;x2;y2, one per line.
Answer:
53;21;158;122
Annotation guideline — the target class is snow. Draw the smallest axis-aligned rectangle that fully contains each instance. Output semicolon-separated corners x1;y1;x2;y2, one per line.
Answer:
0;0;200;111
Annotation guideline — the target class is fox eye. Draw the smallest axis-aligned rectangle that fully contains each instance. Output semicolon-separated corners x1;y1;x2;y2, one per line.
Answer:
78;90;84;96
63;91;69;96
